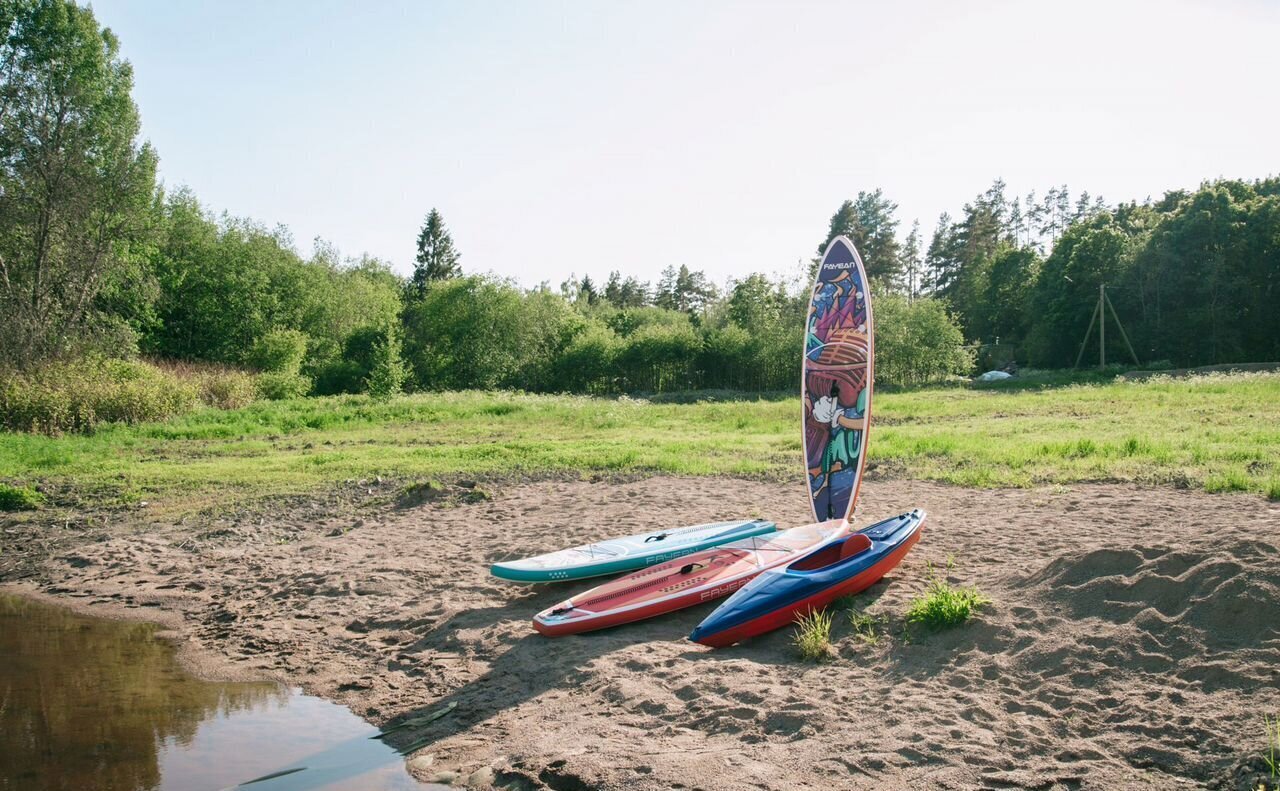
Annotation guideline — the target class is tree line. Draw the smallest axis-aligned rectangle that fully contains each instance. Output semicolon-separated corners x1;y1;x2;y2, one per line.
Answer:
3;0;1275;404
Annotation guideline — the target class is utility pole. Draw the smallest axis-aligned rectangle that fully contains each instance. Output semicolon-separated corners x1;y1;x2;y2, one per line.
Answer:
1099;283;1106;369
1073;282;1141;370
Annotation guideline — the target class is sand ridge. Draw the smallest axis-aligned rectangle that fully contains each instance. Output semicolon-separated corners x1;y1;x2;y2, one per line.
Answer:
3;477;1279;790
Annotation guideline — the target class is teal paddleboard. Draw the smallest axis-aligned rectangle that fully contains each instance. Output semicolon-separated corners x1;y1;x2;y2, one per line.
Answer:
490;519;778;583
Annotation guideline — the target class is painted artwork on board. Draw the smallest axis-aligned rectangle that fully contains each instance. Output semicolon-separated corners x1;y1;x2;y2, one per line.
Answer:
802;236;873;523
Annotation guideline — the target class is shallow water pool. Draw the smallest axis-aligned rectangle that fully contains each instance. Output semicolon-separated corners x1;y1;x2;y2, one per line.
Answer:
0;592;431;790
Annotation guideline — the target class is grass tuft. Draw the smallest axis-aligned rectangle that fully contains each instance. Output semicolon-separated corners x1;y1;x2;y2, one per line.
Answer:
0;482;45;511
1265;713;1280;781
792;609;834;662
905;563;991;630
1204;470;1252;494
848;608;885;646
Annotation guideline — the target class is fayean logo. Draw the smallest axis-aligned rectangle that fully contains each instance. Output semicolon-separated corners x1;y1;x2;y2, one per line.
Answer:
644;548;697;565
824;260;856;271
700;579;748;600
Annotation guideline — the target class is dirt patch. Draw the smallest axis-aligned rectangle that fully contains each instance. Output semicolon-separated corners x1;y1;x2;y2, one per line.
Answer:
3;477;1278;790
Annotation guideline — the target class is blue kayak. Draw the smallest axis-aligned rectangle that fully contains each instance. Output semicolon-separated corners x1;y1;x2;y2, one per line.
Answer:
689;509;925;647
490;519;778;583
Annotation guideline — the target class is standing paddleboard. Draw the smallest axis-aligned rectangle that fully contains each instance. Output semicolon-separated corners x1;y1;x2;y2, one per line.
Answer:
803;236;874;523
490;520;777;583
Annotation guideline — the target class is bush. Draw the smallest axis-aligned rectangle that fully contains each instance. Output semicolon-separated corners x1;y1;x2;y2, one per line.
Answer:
313;359;366;396
552;322;620;393
365;326;407;400
195;368;258;409
0;359;199;434
874;295;975;387
0;483;45;511
255;371;312;400
248;329;309;374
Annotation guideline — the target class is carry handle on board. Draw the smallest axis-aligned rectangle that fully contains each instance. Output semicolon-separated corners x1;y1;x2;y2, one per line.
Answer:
643;533;669;543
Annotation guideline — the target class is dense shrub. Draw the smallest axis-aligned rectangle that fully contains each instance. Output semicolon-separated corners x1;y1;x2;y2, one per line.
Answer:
874;295;975;386
152;360;258;410
248;328;309;374
553;322;621;394
195;369;258;409
365;326;408;399
255;371;312;401
0;359;199;434
313;360;366;396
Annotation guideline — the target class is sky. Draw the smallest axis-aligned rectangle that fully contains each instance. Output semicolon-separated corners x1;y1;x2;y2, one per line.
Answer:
89;0;1280;289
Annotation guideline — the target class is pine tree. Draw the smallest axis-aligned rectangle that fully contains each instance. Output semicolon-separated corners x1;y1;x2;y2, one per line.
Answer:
605;271;650;307
579;275;599;305
924;213;956;295
655;265;715;312
902;220;923;300
1008;198;1025;247
410;209;461;296
815;190;903;286
1024;190;1044;250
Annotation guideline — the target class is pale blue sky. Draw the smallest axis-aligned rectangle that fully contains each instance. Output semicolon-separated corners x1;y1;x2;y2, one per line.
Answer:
90;0;1279;288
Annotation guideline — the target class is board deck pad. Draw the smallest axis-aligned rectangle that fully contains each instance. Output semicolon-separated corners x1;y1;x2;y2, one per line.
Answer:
490;519;777;582
803;236;874;523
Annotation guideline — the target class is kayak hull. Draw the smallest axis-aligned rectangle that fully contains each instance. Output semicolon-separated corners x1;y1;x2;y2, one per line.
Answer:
533;520;846;636
490;519;778;583
689;509;925;648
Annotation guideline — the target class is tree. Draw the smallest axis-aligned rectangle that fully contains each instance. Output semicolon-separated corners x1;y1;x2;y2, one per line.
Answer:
816;190;903;286
901;220;923;300
604;270;649;307
365;323;407;399
654;264;716;313
873;295;974;386
0;0;158;366
983;245;1041;346
923;213;956;295
578;274;599;306
410;208;460;294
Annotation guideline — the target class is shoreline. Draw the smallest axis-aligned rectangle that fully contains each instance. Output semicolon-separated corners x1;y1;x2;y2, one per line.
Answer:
4;476;1279;790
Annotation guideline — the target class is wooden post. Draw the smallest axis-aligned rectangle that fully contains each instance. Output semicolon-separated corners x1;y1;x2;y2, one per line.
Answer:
1104;290;1141;366
1099;283;1106;370
1073;297;1101;370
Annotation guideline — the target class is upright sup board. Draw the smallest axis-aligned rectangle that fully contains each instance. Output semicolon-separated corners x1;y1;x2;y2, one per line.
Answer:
490;520;777;583
803;237;874;523
532;520;846;636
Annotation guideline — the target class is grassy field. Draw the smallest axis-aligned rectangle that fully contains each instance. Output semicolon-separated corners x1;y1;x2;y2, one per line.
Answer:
1;372;1277;515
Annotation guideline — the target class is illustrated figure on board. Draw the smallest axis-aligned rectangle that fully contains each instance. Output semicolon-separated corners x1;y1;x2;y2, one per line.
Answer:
807;377;867;519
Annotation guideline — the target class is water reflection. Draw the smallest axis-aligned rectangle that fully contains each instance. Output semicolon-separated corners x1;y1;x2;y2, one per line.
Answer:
0;593;422;790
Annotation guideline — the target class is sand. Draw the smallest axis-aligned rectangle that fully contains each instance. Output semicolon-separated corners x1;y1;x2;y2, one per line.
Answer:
3;476;1279;790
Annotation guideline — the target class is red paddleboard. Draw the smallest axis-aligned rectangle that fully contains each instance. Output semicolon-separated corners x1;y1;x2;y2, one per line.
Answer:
532;520;846;637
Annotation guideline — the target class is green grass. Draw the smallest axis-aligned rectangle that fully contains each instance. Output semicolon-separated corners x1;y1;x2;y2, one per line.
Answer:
0;372;1277;515
0;482;45;511
847;608;885;646
792;609;834;661
1266;713;1280;781
905;569;992;630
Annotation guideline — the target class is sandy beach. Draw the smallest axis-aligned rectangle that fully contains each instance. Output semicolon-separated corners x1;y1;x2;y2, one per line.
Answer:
3;476;1279;790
